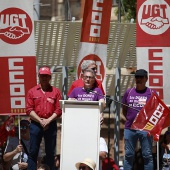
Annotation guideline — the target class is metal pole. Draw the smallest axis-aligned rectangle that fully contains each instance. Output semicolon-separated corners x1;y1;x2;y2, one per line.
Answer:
118;0;121;23
113;67;121;166
33;0;40;20
64;0;68;21
157;142;159;170
62;66;68;100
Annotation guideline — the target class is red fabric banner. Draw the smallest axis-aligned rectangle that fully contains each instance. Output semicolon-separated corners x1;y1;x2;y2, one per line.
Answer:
0;57;36;114
136;0;170;105
131;93;170;141
136;0;170;47
81;0;112;44
0;1;36;115
0;116;15;147
77;0;112;92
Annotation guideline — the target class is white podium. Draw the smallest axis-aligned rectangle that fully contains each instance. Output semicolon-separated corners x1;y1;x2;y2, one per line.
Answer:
59;100;103;170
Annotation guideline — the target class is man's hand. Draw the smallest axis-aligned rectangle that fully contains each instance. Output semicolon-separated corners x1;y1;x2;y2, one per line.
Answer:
39;113;57;129
14;145;23;154
39;118;50;129
18;162;28;169
3;144;23;162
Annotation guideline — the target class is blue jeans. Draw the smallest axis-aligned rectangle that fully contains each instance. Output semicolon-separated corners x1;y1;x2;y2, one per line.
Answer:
28;120;57;170
123;129;153;170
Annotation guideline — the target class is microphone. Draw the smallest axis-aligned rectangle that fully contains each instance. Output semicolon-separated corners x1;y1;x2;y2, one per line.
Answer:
85;88;92;94
87;88;140;112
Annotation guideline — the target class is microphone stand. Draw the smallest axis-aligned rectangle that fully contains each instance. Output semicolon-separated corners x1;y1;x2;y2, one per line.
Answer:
86;88;140;169
107;98;113;170
86;89;140;112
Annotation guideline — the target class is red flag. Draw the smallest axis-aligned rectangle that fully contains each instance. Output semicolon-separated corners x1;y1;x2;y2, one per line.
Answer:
0;116;15;146
131;93;170;141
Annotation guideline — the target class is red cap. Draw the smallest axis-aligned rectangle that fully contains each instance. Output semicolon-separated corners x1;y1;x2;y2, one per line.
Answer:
39;67;51;75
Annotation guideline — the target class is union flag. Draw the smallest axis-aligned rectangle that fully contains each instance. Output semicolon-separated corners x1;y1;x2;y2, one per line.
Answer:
131;93;170;141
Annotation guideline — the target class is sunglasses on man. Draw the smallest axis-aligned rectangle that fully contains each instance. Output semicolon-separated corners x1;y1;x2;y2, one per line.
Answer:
20;125;29;130
91;67;97;71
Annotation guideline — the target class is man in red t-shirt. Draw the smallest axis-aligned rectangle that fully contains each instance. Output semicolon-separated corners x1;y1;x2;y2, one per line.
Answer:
67;60;105;96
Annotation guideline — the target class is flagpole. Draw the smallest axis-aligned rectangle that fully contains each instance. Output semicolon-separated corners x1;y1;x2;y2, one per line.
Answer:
157;142;159;170
18;115;21;142
18;115;21;162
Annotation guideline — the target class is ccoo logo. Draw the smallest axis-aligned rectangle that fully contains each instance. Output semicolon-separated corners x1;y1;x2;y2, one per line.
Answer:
138;0;170;35
0;8;32;44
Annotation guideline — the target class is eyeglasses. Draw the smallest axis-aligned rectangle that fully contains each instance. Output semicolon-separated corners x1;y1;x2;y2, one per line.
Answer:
83;76;94;80
91;67;97;71
79;166;86;170
20;126;28;130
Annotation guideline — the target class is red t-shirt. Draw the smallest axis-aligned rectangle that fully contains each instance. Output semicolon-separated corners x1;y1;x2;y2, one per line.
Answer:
26;84;62;118
67;78;105;96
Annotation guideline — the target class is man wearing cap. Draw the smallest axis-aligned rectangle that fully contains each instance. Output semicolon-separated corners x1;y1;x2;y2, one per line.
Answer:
75;158;96;170
26;67;62;170
3;119;30;170
122;69;157;170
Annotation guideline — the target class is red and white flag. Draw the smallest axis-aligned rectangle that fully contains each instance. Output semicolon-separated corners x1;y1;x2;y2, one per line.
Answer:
131;93;170;141
0;116;15;146
0;0;36;115
77;0;112;92
136;0;170;105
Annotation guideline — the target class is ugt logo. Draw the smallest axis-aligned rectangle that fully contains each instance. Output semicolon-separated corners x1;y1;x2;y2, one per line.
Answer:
138;0;170;35
0;8;32;44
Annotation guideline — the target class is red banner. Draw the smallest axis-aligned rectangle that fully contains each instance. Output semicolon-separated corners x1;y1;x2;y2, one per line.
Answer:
81;0;112;44
0;57;36;114
77;0;112;91
131;93;170;141
0;1;36;115
0;116;15;146
136;0;170;105
136;0;170;47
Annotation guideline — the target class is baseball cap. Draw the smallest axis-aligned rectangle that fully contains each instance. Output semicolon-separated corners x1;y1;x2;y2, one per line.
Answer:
135;69;148;77
39;67;51;75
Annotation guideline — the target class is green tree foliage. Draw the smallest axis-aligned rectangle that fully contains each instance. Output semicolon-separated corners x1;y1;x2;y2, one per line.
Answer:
123;0;137;21
116;0;137;22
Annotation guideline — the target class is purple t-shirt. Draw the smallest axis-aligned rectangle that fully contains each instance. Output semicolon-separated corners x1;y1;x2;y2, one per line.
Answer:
122;87;156;129
69;87;104;101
